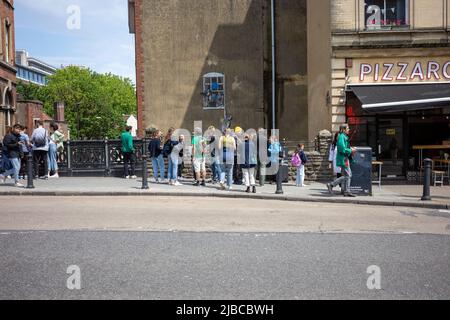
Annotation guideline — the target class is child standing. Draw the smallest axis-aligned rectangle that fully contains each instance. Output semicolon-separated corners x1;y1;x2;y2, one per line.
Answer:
292;144;308;187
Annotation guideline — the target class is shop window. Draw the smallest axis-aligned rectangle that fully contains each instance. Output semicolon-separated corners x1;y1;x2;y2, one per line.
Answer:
365;0;409;30
202;73;225;109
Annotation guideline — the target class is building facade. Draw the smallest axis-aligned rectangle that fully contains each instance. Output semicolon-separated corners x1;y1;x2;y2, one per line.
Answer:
331;0;450;178
0;0;16;138
128;0;331;141
15;50;57;86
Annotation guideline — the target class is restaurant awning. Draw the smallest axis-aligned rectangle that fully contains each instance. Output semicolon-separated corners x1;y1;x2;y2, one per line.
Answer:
346;83;450;113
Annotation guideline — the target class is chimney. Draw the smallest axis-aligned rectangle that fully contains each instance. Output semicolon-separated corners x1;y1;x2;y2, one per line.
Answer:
54;102;65;122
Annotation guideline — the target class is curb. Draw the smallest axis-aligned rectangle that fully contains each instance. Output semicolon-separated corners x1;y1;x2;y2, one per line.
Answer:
0;190;448;210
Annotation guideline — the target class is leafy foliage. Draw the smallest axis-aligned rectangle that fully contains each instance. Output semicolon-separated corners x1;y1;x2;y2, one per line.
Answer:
17;66;137;139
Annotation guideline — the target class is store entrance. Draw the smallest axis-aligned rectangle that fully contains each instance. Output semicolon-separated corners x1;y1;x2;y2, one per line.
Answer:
376;118;405;177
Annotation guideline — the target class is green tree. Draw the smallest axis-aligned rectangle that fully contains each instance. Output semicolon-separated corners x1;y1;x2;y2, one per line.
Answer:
17;66;137;139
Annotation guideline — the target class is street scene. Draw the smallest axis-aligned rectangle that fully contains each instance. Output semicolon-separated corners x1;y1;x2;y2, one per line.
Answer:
0;0;450;305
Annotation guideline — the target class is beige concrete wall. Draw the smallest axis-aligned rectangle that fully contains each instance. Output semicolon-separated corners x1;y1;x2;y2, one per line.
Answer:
413;0;445;29
307;0;332;138
275;0;308;140
331;0;357;32
140;0;265;133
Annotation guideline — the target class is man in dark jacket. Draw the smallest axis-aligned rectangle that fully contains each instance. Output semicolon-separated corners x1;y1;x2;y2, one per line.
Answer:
0;124;24;187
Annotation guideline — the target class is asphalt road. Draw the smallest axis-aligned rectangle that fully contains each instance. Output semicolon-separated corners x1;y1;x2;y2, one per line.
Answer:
0;231;449;300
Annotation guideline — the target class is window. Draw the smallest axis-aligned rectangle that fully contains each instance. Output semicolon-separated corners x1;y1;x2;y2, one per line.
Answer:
5;22;10;63
202;73;225;109
365;0;409;30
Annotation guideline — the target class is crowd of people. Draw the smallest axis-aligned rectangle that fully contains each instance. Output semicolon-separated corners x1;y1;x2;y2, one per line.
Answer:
122;125;310;193
0;121;65;187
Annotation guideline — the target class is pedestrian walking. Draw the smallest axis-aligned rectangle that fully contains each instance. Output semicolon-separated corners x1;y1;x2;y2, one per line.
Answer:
148;130;165;183
327;124;357;197
121;125;136;179
268;135;282;183
241;134;257;193
0;124;25;187
219;128;236;190
328;132;344;194
31;120;49;180
192;127;207;186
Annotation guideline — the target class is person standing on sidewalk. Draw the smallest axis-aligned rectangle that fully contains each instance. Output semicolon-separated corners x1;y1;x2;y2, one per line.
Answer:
31;120;49;180
327;124;357;197
0;124;25;187
206;126;221;184
47;123;65;179
219;128;236;191
292;144;308;187
192;127;207;187
121;126;136;179
19;126;32;180
241;133;257;193
170;134;185;186
148;130;165;183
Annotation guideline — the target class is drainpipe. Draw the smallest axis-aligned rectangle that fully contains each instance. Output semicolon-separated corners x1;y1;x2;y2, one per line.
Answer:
271;0;276;130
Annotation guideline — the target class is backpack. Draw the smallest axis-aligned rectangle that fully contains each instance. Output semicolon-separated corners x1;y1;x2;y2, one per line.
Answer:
34;130;47;148
291;153;302;168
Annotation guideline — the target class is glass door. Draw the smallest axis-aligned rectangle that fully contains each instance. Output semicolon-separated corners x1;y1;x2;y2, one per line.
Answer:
377;118;404;177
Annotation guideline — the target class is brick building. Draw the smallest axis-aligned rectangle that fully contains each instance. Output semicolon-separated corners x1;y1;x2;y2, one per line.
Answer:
0;0;16;138
128;0;332;141
331;0;450;178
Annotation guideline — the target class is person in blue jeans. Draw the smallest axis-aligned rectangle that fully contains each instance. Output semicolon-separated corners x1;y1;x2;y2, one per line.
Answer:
148;130;165;183
219;129;236;191
206;126;221;184
0;124;24;187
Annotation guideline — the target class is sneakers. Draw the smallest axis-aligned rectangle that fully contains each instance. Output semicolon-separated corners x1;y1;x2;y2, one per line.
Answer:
200;180;206;187
174;181;183;186
219;182;226;190
344;193;356;198
246;187;251;193
131;175;138;179
49;173;59;179
125;176;130;179
194;181;200;187
0;175;5;184
252;186;257;194
326;183;333;195
15;182;25;188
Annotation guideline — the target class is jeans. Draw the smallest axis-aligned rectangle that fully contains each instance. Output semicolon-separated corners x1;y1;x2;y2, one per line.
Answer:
2;157;20;183
168;156;178;181
123;152;136;177
296;165;305;187
220;164;234;187
47;143;59;173
242;167;256;187
331;166;352;193
33;150;48;177
151;154;165;181
211;159;222;182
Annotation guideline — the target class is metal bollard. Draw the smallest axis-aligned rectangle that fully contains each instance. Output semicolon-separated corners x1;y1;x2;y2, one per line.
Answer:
275;164;284;194
26;153;35;189
141;154;149;190
259;164;266;187
421;158;432;201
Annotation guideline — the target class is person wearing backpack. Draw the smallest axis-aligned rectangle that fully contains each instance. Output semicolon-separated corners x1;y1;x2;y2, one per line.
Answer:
292;144;308;187
0;124;25;187
31;120;49;180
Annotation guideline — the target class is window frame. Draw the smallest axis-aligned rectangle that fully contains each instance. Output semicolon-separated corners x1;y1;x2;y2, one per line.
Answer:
202;72;225;110
363;0;410;31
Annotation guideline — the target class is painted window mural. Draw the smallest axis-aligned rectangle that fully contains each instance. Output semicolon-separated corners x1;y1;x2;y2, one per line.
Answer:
365;0;409;29
202;73;225;109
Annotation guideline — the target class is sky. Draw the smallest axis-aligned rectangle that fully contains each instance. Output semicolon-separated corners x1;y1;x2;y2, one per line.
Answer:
15;0;136;84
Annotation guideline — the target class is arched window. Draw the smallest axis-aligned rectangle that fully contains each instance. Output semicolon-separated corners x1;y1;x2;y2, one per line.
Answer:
202;72;225;109
5;20;10;64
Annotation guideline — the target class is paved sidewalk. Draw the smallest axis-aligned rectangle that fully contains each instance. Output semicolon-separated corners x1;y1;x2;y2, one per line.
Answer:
0;177;448;209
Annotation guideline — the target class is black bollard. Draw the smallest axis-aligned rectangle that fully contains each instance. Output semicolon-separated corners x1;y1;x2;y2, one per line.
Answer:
421;158;432;201
275;165;283;194
26;153;35;189
141;154;149;190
